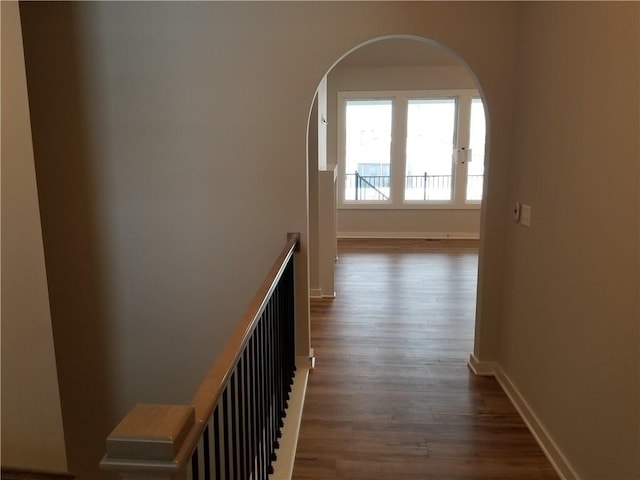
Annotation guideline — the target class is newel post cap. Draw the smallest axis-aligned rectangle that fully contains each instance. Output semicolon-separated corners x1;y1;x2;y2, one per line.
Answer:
104;404;195;462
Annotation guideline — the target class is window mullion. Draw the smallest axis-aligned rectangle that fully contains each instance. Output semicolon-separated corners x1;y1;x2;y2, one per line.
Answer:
337;93;346;206
391;95;407;207
453;94;472;206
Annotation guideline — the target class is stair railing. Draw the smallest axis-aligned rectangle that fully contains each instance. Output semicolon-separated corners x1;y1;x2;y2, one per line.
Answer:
354;171;390;201
100;233;301;480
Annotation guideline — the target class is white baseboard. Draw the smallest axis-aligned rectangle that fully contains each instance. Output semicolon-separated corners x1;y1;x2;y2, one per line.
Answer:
309;288;323;299
338;231;480;240
269;356;310;480
309;288;335;299
468;354;579;480
467;353;497;375
494;366;579;480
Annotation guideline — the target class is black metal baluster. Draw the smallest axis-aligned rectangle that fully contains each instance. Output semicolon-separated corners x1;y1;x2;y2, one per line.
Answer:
230;373;238;480
276;287;283;434
263;310;271;479
280;279;288;413
270;298;279;456
191;447;199;480
266;298;273;454
280;279;289;411
275;285;285;426
238;345;249;480
265;300;275;474
237;370;242;480
290;258;297;381
213;406;221;480
222;389;230;480
285;259;295;389
272;297;280;455
249;334;257;479
203;423;210;480
282;268;289;395
270;298;277;469
257;319;266;480
263;315;270;480
282;266;290;395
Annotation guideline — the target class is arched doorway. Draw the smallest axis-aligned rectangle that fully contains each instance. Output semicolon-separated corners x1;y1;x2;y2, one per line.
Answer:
306;35;490;361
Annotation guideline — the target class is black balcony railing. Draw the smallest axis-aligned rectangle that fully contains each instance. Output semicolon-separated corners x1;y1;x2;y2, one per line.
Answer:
405;174;452;200
345;173;483;201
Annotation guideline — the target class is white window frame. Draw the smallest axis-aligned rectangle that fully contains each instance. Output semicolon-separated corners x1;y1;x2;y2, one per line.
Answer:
337;89;483;210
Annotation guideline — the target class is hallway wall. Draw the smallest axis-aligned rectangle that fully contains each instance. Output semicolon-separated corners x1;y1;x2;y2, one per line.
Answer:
502;3;640;478
18;2;618;478
20;3;518;477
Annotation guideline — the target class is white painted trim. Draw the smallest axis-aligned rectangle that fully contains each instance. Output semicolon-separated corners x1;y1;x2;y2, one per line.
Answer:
309;288;336;299
269;357;310;480
337;203;482;210
338;231;480;240
467;353;497;375
493;366;579;480
467;354;579;480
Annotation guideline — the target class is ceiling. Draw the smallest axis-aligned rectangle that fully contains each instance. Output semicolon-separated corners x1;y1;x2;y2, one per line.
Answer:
336;38;462;68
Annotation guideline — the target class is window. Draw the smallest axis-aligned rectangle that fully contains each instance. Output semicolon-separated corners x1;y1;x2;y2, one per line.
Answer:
405;98;456;201
338;90;486;209
344;99;392;202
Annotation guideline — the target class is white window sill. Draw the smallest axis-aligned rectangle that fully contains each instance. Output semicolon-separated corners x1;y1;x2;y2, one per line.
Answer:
339;202;482;210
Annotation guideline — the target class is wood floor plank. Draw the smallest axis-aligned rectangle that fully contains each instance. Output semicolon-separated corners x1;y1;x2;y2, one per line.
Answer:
292;239;558;479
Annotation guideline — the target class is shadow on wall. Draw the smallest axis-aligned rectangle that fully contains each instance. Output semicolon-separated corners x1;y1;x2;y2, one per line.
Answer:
20;3;116;478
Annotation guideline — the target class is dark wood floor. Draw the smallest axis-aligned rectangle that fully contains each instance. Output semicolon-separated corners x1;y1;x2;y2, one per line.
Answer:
292;239;558;480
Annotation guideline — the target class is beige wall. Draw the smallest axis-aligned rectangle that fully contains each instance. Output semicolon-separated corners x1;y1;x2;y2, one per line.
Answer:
328;65;482;237
18;2;639;479
338;209;480;238
1;1;68;472
19;2;519;478
502;3;640;478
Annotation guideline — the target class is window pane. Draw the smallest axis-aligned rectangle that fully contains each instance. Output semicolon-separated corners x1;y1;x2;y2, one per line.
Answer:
344;99;392;201
467;98;486;201
405;98;456;201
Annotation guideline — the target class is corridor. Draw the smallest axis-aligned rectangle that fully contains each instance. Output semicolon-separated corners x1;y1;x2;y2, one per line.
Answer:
292;239;557;480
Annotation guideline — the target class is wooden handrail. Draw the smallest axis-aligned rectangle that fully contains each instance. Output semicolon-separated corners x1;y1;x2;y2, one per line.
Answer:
190;232;299;422
101;232;301;477
171;231;301;471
